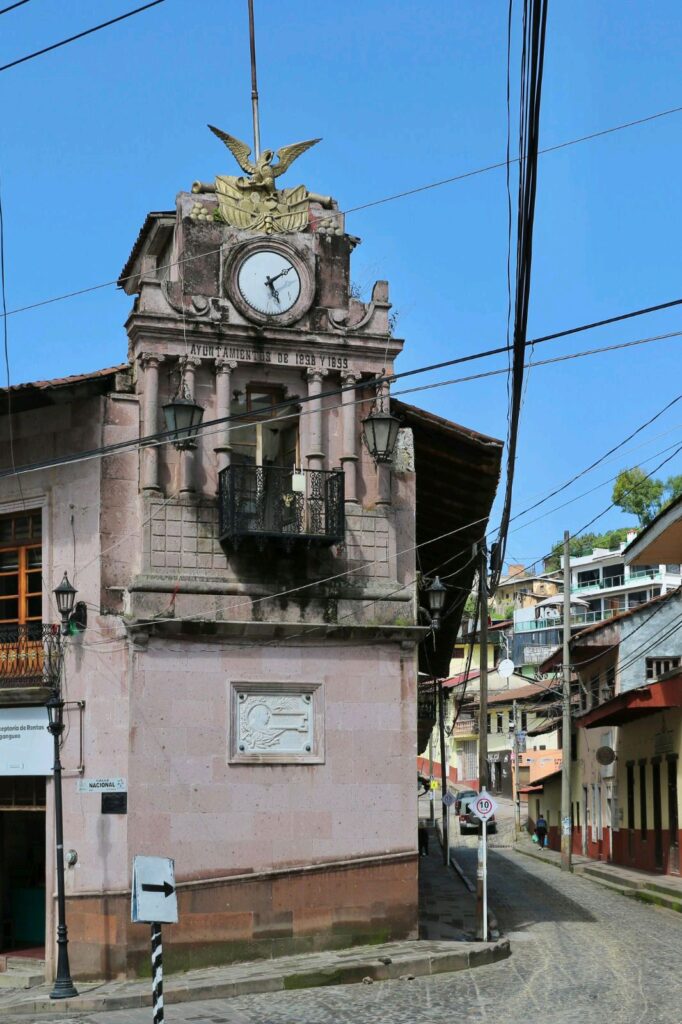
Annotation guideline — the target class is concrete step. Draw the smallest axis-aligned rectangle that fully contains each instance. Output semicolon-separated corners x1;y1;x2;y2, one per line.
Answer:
643;879;682;901
577;864;644;892
2;957;45;972
0;966;44;990
578;875;638;899
636;889;682;914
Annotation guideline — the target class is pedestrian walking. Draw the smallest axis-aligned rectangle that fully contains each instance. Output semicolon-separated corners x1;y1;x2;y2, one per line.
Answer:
535;813;548;849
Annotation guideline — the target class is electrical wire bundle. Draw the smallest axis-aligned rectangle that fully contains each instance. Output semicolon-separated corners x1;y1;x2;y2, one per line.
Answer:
491;0;550;594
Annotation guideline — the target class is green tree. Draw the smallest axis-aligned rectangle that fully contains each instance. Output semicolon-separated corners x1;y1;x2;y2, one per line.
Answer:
611;468;682;527
612;468;664;526
543;527;632;572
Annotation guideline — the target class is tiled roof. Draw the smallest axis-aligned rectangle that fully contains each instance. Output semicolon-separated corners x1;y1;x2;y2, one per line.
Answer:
1;365;128;394
487;682;559;704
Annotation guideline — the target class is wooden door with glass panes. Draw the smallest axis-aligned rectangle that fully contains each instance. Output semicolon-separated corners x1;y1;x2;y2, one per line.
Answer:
0;511;43;684
230;386;300;468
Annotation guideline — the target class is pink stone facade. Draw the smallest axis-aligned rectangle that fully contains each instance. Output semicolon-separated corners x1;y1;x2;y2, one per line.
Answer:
0;188;429;979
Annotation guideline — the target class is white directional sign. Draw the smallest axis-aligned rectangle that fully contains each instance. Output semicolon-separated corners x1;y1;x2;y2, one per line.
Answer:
131;856;178;924
471;792;498;822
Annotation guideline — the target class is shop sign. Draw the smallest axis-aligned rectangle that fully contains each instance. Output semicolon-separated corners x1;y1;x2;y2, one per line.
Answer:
0;707;52;776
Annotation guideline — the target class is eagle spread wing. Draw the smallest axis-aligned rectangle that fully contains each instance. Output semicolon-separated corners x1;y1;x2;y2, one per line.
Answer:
272;138;321;178
208;125;256;175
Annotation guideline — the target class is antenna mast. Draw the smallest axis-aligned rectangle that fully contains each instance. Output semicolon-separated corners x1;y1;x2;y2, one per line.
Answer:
247;0;261;159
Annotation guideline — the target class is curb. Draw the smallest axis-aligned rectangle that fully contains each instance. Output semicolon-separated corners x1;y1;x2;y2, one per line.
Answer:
0;940;511;1017
449;852;501;941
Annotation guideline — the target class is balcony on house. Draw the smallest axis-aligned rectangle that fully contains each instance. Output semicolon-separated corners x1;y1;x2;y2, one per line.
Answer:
218;465;345;548
0;624;61;698
452;717;479;736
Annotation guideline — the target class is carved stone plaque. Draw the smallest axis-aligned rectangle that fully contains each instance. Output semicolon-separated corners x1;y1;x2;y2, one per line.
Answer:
229;681;324;764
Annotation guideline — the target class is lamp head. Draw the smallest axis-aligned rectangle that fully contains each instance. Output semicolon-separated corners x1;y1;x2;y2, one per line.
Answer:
163;391;204;451
53;572;77;631
361;393;401;464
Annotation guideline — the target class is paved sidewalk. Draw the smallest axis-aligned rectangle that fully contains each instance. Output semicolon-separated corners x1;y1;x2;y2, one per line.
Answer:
0;830;508;1019
515;836;682;911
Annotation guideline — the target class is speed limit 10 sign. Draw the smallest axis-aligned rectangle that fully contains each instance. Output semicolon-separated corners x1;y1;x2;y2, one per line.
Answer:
472;792;498;821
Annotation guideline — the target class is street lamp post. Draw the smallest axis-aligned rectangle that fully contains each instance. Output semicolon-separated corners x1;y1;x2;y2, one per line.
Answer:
424;576;450;865
47;572;79;1000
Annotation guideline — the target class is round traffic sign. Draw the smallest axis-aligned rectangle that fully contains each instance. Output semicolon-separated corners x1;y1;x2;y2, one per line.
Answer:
472;792;498;821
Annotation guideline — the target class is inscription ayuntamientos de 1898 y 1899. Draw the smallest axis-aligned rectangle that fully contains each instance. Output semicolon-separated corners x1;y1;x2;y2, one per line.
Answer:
188;342;349;370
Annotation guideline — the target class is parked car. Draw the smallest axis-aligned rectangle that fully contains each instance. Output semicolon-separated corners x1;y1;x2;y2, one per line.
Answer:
458;794;497;835
454;788;478;814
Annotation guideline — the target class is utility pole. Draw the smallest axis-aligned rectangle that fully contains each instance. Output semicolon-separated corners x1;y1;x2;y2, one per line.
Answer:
477;544;489;792
437;679;449;865
561;530;573;871
428;732;435;825
512;698;521;837
476;544;489;932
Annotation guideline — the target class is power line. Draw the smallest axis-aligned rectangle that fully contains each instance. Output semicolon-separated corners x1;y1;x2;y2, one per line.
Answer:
509;390;682;525
0;0;167;74
343;102;682;216
2;324;681;483
493;0;549;596
0;0;30;15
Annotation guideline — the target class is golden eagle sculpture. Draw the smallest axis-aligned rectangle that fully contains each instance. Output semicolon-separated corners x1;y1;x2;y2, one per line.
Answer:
191;126;331;235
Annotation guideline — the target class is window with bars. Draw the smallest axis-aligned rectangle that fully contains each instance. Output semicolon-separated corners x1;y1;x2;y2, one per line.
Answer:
0;511;42;627
645;656;680;680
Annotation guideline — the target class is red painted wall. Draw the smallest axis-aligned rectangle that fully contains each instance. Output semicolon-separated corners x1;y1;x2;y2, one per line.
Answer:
611;829;682;874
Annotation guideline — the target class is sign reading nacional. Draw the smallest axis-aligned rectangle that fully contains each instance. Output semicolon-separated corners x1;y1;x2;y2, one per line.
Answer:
188;341;350;371
0;707;52;776
77;777;127;793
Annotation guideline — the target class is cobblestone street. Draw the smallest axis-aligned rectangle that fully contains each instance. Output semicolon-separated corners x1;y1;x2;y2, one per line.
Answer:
13;846;682;1024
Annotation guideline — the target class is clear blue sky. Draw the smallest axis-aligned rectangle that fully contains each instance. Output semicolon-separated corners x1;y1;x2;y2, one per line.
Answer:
2;0;681;563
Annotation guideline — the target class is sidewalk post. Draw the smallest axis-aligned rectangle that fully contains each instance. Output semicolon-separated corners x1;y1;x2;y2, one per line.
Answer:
482;816;488;942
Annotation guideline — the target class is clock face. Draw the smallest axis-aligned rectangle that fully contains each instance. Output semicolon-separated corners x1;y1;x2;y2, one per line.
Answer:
237;250;301;316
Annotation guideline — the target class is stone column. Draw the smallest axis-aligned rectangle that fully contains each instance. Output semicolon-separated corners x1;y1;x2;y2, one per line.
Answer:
376;380;392;506
340;370;359;502
305;368;329;472
214;358;238;479
139;352;164;493
179;355;202;494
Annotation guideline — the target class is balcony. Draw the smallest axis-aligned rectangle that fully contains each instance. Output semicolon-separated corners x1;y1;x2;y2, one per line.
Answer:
219;465;345;549
452;718;479;736
0;624;61;698
571;569;661;594
514;608;621;633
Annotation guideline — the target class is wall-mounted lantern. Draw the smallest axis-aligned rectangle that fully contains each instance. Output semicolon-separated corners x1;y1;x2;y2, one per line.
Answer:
362;391;401;464
425;575;448;632
163;384;204;450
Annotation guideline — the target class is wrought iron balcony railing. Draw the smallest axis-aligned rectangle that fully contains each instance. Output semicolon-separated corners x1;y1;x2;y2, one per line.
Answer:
219;465;345;548
0;624;61;688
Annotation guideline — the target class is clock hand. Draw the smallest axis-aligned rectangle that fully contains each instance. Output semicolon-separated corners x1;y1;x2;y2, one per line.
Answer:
265;278;281;304
266;267;293;286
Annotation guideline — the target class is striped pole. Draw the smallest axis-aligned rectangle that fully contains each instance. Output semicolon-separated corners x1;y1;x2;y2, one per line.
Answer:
151;922;164;1023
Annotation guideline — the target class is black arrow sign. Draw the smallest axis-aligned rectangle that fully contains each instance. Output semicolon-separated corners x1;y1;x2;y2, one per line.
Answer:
141;881;174;898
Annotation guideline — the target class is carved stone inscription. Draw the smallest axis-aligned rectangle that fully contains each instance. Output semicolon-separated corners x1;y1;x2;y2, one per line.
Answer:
188;341;350;371
229;681;324;764
238;693;312;754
